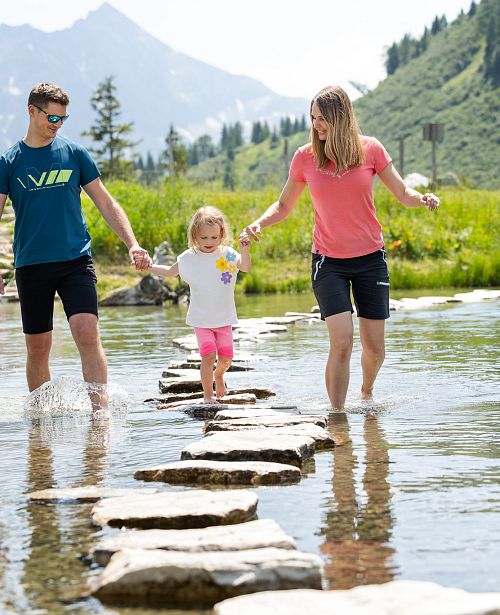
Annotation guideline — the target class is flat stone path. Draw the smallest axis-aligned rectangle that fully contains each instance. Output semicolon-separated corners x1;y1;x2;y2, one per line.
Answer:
134;459;301;485
213;580;500;615
181;431;315;467
205;414;328;430
27;486;160;502
90;547;323;608
91;489;258;529
157;395;257;413
91;518;296;566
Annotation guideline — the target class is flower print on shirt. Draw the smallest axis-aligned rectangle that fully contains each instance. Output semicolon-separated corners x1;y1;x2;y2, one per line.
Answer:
227;263;237;274
221;271;232;284
216;256;228;271
226;250;237;262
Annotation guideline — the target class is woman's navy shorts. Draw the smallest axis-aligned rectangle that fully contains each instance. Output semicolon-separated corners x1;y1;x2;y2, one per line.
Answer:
15;256;98;334
311;248;390;320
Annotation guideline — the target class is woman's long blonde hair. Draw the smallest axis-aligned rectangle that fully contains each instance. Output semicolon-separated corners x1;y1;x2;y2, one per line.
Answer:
187;206;232;252
310;85;364;173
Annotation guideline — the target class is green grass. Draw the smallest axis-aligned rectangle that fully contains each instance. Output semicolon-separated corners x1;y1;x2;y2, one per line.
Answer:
83;179;500;293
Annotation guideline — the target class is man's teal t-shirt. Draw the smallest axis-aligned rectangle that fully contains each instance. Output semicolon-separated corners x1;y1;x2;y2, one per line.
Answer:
0;136;100;268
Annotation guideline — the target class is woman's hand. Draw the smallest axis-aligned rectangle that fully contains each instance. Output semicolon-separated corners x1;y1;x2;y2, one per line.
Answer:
422;193;440;211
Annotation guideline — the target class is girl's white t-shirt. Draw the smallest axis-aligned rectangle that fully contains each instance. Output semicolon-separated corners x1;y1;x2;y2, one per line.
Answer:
177;246;240;328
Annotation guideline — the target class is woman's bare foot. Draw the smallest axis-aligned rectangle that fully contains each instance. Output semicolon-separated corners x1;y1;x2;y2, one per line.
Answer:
214;375;228;400
203;397;219;404
360;387;373;401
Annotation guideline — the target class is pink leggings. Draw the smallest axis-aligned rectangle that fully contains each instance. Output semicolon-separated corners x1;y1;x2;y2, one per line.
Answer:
194;325;234;358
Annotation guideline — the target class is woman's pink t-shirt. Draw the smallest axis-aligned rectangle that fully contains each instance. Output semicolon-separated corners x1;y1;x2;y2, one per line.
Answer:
289;136;392;258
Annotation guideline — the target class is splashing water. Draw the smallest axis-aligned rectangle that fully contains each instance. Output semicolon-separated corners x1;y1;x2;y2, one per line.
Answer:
23;375;129;417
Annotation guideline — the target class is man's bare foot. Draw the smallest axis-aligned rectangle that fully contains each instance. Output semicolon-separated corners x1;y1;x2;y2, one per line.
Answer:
360;387;373;401
203;397;219;405
215;375;228;400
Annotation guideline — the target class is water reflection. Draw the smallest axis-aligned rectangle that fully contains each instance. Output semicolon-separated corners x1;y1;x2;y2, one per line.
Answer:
321;413;396;588
21;414;109;613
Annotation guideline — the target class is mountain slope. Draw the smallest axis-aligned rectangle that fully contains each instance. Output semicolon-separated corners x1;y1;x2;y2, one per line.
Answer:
0;3;307;155
189;0;499;189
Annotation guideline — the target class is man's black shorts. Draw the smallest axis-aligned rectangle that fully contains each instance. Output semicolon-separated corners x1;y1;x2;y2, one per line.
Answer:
311;248;390;320
15;256;98;334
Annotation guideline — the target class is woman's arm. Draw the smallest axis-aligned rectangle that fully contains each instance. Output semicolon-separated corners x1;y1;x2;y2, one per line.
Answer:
149;262;179;278
244;177;306;241
378;163;440;210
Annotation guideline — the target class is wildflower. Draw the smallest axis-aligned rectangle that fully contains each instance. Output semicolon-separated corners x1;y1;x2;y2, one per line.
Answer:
392;240;402;248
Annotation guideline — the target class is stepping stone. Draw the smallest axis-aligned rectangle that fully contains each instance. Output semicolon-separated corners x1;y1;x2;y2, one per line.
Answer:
187;352;257;363
134;459;301;485
213;580;500;615
284;311;321;319
204;424;336;451
168;361;253;372
213;406;300;420
172;336;199;351
91;518;296;566
207;414;327;429
91;489;258;530
234;319;288;334
157;395;257;413
181;431;315;467
27;486;160;503
158;378;275;399
89;547;323;608
453;289;500;302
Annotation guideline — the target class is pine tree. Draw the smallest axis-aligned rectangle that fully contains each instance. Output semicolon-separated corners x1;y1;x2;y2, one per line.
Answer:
81;76;138;180
162;124;188;177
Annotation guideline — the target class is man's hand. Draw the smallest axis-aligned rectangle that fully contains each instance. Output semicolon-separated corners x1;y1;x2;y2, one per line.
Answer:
129;246;152;271
0;273;4;295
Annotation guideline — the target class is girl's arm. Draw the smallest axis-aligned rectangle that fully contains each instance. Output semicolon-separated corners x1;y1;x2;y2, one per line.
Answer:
149;262;179;278
378;163;440;210
237;243;251;273
244;177;306;241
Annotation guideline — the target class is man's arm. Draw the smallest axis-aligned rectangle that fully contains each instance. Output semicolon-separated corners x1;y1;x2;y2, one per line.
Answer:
0;193;7;295
82;177;152;270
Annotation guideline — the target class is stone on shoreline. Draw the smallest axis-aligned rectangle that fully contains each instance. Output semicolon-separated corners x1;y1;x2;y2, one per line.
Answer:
89;547;323;608
91;489;258;529
134;459;301;485
213;580;500;615
181;431;315;467
91;518;296;566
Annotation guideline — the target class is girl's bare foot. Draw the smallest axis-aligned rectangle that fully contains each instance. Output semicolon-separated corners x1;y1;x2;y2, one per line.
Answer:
215;375;228;400
203;397;219;404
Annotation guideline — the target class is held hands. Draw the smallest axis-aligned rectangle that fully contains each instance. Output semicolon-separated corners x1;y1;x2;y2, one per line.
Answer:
422;193;440;211
129;246;152;271
239;223;261;245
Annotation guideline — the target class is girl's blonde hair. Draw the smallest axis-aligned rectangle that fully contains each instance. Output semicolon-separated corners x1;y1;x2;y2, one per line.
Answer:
310;85;364;173
187;206;232;251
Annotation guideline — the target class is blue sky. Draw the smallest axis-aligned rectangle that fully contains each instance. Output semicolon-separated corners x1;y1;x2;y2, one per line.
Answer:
1;0;474;99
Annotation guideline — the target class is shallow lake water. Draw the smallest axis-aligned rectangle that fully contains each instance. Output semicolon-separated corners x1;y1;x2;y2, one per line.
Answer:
0;291;499;614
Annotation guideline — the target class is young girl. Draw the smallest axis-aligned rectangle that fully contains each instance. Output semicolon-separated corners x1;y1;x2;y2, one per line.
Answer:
149;206;250;404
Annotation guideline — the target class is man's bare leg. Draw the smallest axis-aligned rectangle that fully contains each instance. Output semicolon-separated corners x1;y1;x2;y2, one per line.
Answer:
359;317;385;401
69;313;108;408
25;331;52;392
325;312;354;411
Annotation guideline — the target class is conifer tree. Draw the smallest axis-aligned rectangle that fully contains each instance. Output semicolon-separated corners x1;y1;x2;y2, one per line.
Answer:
162;124;188;177
82;76;138;180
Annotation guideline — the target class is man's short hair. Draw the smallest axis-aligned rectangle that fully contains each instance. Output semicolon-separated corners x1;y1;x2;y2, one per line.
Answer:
28;83;69;108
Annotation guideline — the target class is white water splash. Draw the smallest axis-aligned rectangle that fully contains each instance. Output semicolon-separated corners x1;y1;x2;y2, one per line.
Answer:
23;375;129;417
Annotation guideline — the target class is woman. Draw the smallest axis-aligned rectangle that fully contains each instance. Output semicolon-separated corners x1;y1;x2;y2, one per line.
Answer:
242;85;439;411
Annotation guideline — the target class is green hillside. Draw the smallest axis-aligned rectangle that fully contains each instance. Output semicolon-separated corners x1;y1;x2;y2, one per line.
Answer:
188;0;499;189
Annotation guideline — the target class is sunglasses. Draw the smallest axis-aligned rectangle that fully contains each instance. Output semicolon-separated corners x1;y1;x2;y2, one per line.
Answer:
32;103;69;124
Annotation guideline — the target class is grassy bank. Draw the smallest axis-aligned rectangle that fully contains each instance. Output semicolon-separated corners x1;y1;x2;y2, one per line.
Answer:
82;180;500;294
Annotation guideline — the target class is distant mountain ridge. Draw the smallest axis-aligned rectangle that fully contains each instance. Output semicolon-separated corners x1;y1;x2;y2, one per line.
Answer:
0;2;307;156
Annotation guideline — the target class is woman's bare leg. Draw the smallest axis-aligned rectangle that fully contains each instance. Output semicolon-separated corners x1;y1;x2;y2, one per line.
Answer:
325;311;354;410
359;318;385;401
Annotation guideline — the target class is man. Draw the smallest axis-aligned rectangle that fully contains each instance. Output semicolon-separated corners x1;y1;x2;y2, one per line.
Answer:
0;82;151;394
